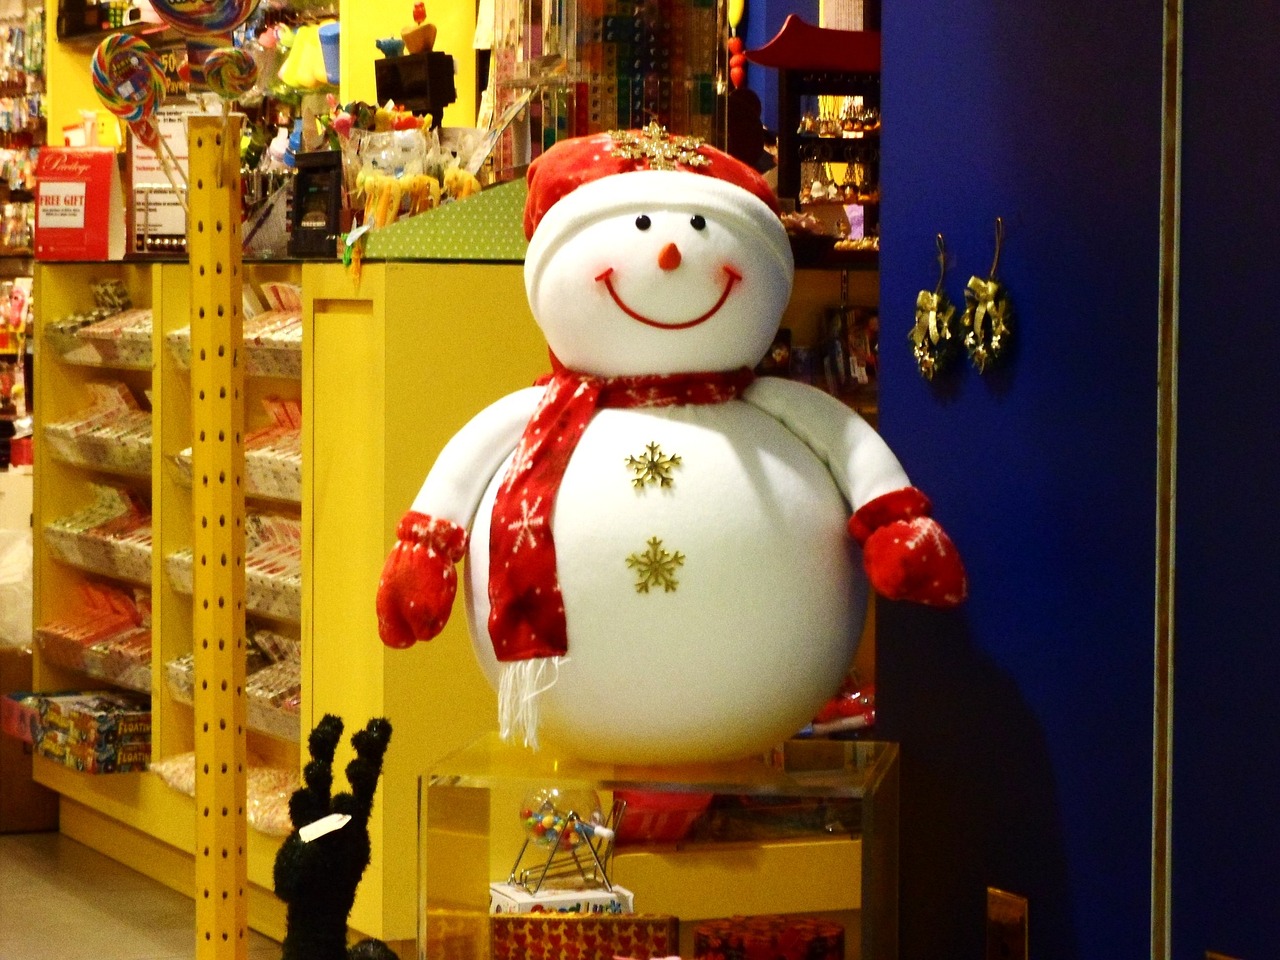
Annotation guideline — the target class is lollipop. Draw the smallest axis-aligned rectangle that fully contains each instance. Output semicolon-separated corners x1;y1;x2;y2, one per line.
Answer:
148;0;261;39
93;35;188;211
129;115;162;150
203;46;258;101
92;34;165;125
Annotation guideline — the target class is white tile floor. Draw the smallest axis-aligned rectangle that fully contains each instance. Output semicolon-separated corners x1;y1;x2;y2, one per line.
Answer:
0;832;281;960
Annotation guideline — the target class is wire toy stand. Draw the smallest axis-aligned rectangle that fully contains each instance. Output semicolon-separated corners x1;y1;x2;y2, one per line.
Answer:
508;797;627;897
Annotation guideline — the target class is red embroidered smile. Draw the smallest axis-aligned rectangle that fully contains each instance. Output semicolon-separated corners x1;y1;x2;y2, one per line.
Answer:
595;265;742;330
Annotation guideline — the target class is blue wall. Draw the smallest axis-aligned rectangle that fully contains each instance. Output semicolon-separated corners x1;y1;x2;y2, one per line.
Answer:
1173;3;1280;957
742;0;819;134
876;1;1164;956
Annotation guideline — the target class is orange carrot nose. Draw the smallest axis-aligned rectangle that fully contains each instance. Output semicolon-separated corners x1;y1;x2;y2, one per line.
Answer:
658;242;682;270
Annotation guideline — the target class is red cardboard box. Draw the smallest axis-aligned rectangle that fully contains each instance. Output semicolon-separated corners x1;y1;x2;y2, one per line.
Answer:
692;915;845;960
35;148;126;261
491;913;679;960
0;649;59;832
2;691;40;743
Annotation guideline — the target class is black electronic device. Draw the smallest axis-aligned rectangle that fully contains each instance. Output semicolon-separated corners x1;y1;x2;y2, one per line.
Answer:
288;151;344;259
374;52;457;128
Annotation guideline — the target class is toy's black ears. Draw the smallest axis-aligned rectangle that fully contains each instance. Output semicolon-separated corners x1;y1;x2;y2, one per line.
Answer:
351;718;393;758
310;714;345;757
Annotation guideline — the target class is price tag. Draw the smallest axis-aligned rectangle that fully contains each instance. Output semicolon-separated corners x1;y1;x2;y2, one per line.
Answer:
299;812;351;843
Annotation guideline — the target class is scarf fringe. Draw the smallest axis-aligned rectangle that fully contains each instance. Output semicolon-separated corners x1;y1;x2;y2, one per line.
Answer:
498;657;563;750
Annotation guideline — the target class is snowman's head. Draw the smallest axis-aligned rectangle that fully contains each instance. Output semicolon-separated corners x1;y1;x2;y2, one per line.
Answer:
523;129;794;377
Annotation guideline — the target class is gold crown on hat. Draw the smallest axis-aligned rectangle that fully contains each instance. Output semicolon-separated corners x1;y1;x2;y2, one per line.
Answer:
608;122;710;171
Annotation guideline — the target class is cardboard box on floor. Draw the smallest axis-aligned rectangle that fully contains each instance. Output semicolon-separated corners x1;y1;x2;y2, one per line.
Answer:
0;647;59;833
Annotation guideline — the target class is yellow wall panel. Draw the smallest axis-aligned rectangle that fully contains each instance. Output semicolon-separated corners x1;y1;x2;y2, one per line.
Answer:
339;1;478;127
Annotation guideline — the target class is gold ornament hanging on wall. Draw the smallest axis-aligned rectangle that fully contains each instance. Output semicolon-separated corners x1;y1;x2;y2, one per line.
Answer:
910;233;961;380
962;217;1014;373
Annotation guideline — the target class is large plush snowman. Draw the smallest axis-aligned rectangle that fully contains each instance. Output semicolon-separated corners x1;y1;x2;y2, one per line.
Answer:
377;125;966;765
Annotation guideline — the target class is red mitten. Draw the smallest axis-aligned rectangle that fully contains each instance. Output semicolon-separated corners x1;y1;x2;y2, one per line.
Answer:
849;487;967;608
376;511;469;649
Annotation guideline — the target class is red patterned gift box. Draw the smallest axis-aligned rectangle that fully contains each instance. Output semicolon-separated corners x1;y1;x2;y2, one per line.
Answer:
423;909;489;960
693;915;844;960
491;913;678;960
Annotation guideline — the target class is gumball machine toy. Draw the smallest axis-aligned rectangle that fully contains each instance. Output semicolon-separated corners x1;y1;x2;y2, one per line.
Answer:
490;786;628;912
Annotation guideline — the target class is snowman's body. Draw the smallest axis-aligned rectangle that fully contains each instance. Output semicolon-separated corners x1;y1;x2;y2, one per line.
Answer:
394;152;927;765
463;397;865;764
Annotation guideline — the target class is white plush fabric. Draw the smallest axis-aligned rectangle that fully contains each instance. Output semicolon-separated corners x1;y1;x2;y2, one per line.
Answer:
524;170;794;377
401;165;916;763
463;401;866;763
410;387;545;527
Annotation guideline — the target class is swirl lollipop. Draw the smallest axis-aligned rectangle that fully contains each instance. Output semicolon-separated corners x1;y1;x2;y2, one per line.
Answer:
92;34;165;125
148;0;261;39
203;46;258;102
129;115;162;150
92;35;188;210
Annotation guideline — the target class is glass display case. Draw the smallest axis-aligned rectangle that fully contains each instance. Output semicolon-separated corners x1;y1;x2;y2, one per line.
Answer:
420;734;898;960
747;17;881;268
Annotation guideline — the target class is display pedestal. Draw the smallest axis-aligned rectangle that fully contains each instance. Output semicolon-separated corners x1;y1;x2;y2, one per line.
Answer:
420;734;898;960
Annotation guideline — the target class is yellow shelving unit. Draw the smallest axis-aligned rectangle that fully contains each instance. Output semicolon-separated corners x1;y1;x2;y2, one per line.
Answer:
30;257;552;948
32;256;303;941
301;260;551;942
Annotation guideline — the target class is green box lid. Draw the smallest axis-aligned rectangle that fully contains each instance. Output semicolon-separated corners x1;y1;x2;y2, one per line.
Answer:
362;178;529;262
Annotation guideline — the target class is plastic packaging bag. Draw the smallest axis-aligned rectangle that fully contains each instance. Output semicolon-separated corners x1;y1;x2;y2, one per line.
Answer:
0;527;33;647
151;751;298;836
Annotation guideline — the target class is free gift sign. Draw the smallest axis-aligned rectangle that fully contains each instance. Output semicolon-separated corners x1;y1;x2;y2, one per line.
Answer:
35;148;125;261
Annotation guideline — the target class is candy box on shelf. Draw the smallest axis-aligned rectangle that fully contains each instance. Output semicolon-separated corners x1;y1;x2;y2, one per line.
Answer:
166;284;303;379
83;628;152;694
491;913;678;960
166;514;302;622
36;583;149;688
244;659;301;741
31;690;151;746
44;382;152;476
73;308;154;369
36;727;150;774
489;882;635;916
46;311;114;365
43;484;153;585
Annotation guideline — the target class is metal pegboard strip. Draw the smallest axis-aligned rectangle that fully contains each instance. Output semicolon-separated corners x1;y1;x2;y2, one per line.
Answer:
188;114;248;960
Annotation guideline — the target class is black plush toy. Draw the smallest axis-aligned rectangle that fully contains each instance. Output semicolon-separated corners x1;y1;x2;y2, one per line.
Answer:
274;714;395;960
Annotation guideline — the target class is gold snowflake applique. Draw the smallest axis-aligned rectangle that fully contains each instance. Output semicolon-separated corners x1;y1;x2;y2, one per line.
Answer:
626;442;682;489
608;122;709;171
626;536;685;593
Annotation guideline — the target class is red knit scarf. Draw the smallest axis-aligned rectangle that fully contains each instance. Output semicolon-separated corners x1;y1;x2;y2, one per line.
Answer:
488;363;755;664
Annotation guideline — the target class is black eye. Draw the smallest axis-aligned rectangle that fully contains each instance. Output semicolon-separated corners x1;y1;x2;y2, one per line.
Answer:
635;215;651;230
690;214;706;230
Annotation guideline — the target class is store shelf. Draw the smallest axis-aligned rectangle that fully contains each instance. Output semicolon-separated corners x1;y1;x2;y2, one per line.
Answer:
164;513;302;624
36;583;153;695
30;259;301;941
30;258;554;946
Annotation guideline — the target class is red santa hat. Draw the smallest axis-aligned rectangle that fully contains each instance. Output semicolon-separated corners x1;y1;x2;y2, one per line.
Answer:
523;124;791;295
